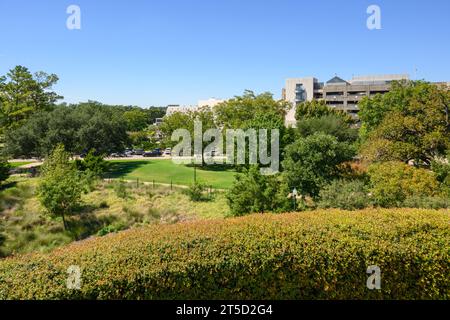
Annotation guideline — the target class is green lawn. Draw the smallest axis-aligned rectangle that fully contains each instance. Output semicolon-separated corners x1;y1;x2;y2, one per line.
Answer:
8;161;33;168
106;159;236;189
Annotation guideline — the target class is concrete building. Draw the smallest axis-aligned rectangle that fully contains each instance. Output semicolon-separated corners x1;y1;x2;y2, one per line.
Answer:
198;98;224;108
283;74;410;126
165;104;198;117
165;98;225;117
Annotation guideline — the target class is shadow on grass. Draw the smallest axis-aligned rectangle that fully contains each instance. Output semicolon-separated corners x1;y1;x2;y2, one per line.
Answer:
104;161;151;179
67;213;118;241
185;163;235;172
0;181;18;191
67;203;119;240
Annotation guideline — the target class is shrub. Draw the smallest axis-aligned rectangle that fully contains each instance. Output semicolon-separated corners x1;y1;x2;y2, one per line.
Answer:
402;196;449;209
74;150;109;177
96;223;125;237
318;179;371;210
0;209;448;299
431;157;450;196
184;182;208;202
297;114;358;143
0;159;10;184
227;166;292;216
368;162;440;207
113;180;128;199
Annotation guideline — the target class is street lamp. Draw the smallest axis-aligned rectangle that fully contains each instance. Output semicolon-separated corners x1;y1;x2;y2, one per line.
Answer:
292;188;298;211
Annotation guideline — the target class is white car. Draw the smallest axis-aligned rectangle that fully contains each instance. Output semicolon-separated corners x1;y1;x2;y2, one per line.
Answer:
164;148;172;156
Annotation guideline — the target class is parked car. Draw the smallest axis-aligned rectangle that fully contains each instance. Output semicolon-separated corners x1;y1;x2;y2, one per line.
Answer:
164;148;172;156
133;149;145;156
110;152;127;158
143;150;160;157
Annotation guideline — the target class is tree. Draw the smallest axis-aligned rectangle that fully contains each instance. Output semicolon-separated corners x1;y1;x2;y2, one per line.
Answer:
123;109;149;131
4;102;130;158
214;90;290;129
367;161;440;207
37;145;83;231
74;149;109;177
282;133;355;198
159;107;216;151
297;114;359;143
0;159;10;184
0;66;62;132
295;100;354;124
359;81;450;165
227;166;292;216
74;102;130;155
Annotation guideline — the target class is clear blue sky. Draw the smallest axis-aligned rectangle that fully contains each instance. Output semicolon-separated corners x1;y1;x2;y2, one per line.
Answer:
0;0;449;107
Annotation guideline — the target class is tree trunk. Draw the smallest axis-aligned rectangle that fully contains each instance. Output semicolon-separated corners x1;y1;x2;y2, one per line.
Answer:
61;213;67;231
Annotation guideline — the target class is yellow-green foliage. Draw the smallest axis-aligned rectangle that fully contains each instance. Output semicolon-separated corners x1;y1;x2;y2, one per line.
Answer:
0;208;448;299
368;162;441;207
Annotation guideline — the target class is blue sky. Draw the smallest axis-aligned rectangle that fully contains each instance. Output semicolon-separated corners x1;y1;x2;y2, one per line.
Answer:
0;0;449;107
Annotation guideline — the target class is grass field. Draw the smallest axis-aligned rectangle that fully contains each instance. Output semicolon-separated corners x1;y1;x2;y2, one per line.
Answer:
7;161;33;168
105;159;236;189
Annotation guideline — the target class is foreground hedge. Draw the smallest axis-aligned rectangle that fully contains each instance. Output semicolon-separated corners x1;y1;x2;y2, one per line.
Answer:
0;209;449;299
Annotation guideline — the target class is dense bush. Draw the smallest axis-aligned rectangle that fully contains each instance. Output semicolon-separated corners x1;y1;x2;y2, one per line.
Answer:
74;150;109;177
402;196;449;209
282;133;355;197
368;162;440;207
0;159;10;184
227;166;292;215
184;182;208;202
297;114;359;143
0;209;448;300
113;180;128;199
431;157;450;196
318;179;371;210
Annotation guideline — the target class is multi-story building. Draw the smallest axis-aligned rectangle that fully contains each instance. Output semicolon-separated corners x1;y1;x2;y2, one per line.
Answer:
165;98;225;117
283;74;410;126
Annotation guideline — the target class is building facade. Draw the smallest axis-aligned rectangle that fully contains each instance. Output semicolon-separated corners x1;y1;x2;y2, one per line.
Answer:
165;98;225;117
283;74;410;126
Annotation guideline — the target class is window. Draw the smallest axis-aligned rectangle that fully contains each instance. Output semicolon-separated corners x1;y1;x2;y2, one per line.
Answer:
295;84;307;102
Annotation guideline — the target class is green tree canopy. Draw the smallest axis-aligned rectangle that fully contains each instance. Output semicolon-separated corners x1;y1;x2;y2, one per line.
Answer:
295;100;354;124
282;133;356;198
214;90;290;129
0;66;62;131
297;114;359;143
4;102;130;158
227;166;291;216
123;109;149;131
359;81;450;165
38;144;83;231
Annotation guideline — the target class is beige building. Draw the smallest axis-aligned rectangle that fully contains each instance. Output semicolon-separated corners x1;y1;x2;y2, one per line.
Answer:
165;98;225;117
198;98;224;108
283;74;410;126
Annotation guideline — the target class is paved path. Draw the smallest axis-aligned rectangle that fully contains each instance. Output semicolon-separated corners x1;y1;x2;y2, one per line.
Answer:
104;178;226;192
